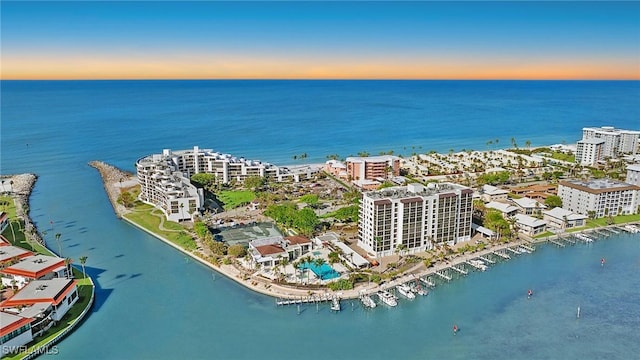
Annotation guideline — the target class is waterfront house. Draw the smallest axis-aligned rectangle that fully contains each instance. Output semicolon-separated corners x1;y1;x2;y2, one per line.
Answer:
1;255;68;289
542;207;587;230
248;236;313;269
0;312;33;356
0;278;78;322
513;214;547;236
485;201;519;218
324;160;347;179
481;185;509;202
510;197;547;216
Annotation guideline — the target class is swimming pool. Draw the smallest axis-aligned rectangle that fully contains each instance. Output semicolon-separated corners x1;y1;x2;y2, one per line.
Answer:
299;261;340;280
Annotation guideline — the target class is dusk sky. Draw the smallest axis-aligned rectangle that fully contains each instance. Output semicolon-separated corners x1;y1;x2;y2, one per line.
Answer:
2;1;639;80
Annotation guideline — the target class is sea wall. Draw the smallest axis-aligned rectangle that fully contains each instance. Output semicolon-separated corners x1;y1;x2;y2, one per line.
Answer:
3;173;44;246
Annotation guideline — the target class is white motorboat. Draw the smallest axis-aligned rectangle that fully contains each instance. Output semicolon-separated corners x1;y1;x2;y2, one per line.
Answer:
377;291;398;307
360;294;377;308
470;259;488;271
396;284;415;299
331;297;341;311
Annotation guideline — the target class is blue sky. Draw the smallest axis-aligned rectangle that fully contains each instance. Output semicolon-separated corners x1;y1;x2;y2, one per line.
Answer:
2;1;639;79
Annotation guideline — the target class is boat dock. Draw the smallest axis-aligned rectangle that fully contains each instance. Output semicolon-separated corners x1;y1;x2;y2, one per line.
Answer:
466;260;484;271
548;237;566;247
451;265;468;275
276;293;337;306
520;244;535;252
420;277;435;288
493;250;511;259
435;270;452;282
478;255;495;264
506;247;520;255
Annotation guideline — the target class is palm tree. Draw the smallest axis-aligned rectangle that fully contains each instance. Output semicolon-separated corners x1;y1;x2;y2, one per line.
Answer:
79;256;88;279
55;233;63;257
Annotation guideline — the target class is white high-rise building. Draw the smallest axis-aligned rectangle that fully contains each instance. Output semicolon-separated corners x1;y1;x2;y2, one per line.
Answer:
581;126;640;159
575;138;605;166
358;183;473;258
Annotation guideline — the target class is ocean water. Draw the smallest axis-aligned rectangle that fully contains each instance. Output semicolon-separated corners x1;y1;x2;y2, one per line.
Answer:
1;80;639;359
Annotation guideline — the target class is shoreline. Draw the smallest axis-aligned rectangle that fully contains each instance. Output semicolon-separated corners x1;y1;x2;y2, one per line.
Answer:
1;173;96;360
89;160;637;301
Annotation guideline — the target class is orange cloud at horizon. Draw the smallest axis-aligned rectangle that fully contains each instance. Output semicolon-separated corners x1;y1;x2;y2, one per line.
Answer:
2;54;638;80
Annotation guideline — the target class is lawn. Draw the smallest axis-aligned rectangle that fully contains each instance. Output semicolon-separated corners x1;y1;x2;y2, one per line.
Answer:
124;203;196;251
215;190;255;210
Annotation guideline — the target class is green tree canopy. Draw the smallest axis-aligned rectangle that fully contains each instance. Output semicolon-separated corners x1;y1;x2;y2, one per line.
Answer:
244;176;266;192
299;194;319;205
544;195;562;208
227;244;247;258
191;173;216;188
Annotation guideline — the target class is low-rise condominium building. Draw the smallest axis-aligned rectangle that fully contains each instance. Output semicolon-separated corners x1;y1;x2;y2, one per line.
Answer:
558;179;640;218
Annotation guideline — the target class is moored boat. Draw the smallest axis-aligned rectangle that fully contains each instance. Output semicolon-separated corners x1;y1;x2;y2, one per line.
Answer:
396;284;416;299
377;291;398;307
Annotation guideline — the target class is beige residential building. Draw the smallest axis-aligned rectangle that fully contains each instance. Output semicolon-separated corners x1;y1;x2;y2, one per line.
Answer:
358;183;473;258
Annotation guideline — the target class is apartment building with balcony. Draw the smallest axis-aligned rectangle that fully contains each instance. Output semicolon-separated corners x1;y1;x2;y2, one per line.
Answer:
558;179;640;218
575;138;605;166
581;126;640;159
358;182;473;258
346;155;400;181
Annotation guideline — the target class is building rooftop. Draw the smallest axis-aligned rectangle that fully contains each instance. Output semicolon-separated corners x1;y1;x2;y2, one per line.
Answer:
514;214;547;227
543;207;587;221
482;184;508;196
1;278;77;307
365;183;470;200
1;254;65;278
284;236;311;245
559;179;640;193
0;311;33;337
511;197;546;209
486;201;519;214
345;155;399;163
0;246;34;264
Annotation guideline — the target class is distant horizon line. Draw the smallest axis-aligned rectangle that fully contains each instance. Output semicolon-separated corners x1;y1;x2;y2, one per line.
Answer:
2;78;639;81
